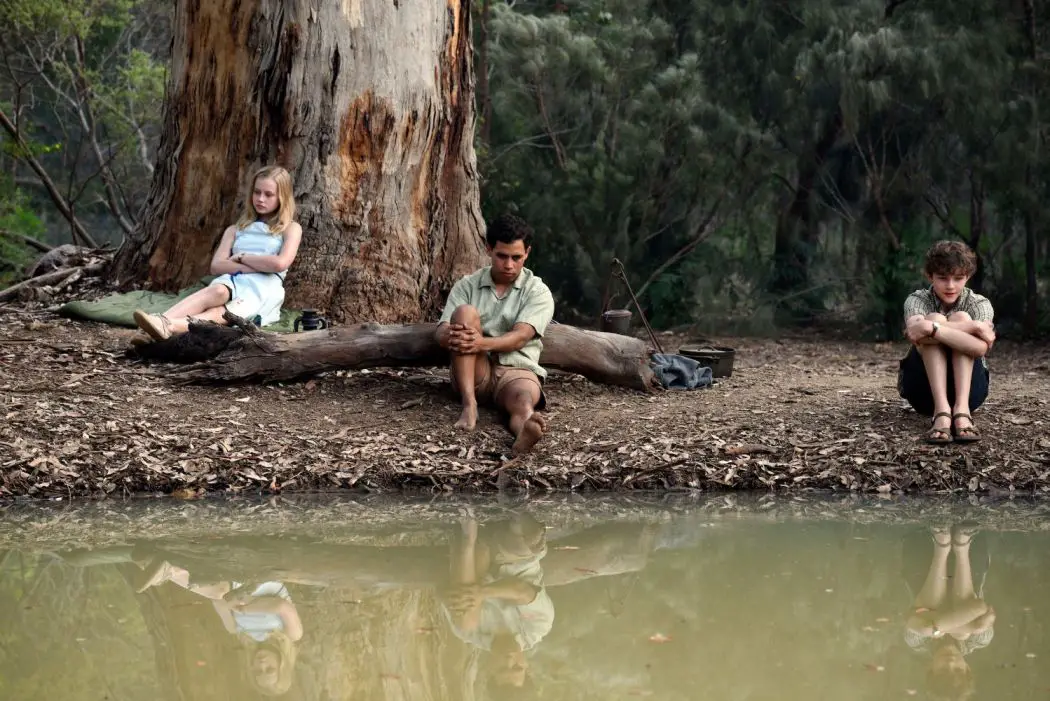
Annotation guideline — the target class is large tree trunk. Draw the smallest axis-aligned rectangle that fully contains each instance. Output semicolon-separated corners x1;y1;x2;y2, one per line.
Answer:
139;321;659;391
111;0;486;323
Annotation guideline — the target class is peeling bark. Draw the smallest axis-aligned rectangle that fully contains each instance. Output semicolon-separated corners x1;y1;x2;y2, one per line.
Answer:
111;0;486;323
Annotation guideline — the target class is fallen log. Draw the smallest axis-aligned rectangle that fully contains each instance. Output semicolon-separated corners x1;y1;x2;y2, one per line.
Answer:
0;262;106;302
136;316;659;391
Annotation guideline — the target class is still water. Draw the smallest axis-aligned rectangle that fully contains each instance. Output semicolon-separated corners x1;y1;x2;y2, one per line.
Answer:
0;496;1047;700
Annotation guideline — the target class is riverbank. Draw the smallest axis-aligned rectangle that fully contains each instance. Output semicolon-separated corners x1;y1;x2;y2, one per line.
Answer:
1;304;1048;499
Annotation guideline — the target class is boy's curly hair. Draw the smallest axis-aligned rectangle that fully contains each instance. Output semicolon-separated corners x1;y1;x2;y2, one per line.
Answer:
924;240;977;278
486;213;533;249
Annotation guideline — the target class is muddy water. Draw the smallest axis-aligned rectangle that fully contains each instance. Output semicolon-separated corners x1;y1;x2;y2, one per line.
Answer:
0;497;1048;700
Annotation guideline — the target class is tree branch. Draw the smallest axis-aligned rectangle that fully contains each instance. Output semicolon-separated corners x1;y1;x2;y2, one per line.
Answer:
0;229;53;254
633;196;726;301
0;107;98;248
531;81;568;171
71;36;136;234
0;262;105;303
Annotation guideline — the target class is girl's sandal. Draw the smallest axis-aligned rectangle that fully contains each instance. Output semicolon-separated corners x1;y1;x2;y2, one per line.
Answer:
925;411;953;445
133;309;173;342
952;413;981;443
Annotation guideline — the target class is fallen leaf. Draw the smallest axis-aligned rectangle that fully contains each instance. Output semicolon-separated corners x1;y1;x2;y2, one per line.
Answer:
725;443;775;456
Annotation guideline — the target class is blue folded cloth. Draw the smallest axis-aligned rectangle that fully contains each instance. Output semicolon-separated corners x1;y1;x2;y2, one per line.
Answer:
650;353;714;390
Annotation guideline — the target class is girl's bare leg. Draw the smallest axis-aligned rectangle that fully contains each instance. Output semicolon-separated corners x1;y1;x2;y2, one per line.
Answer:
135;285;231;339
164;285;232;321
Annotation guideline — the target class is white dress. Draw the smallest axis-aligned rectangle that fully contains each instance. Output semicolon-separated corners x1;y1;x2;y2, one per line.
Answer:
210;221;287;326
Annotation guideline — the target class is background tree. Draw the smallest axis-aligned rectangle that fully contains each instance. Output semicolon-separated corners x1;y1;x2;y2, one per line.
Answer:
108;0;487;323
0;0;167;249
478;0;1049;337
4;0;1048;337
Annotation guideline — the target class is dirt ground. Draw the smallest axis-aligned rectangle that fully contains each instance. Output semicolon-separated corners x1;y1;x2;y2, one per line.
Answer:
1;303;1049;499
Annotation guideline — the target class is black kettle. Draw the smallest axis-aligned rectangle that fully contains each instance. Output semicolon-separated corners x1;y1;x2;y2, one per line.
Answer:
294;309;330;332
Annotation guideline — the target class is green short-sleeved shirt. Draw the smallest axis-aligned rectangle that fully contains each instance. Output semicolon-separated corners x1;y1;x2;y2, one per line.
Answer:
439;266;555;378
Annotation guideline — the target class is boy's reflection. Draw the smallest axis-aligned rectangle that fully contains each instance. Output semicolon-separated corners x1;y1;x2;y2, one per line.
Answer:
443;512;554;692
135;561;303;696
903;522;995;700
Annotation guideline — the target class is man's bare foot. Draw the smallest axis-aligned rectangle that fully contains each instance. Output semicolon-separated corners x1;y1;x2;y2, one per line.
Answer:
511;414;547;456
455;404;478;431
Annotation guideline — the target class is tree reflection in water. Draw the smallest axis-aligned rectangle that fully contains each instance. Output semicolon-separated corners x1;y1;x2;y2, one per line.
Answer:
3;507;1048;701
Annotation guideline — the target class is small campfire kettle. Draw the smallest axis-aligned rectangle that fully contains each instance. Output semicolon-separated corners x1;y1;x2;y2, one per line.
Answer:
294;309;329;332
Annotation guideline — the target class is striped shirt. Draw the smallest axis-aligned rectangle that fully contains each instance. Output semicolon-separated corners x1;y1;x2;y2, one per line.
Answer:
903;286;994;323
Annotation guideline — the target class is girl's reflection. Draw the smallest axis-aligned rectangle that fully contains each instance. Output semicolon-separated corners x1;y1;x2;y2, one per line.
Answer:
136;561;303;696
442;511;553;694
903;522;995;700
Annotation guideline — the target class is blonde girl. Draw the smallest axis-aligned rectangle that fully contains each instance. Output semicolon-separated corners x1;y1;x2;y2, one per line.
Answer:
135;560;303;696
133;165;303;341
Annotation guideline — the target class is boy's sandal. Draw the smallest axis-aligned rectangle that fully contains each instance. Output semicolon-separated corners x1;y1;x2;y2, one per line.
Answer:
952;413;981;443
925;412;953;445
929;525;952;547
951;521;980;547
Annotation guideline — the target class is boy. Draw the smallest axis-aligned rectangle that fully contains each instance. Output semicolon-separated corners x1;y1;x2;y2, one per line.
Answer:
435;214;555;455
900;241;996;444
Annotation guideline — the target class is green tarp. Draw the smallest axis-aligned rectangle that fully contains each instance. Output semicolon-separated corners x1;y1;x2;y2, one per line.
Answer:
57;277;302;333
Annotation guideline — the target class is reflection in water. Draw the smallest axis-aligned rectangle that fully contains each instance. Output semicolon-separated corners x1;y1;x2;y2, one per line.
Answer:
444;512;554;693
903;522;996;701
134;562;303;696
1;505;1048;700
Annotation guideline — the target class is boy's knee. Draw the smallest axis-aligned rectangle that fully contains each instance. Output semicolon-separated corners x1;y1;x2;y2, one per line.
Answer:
450;304;480;325
948;311;972;322
925;312;948;322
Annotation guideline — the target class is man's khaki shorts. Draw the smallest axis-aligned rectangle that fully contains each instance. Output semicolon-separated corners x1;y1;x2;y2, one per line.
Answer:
452;356;547;410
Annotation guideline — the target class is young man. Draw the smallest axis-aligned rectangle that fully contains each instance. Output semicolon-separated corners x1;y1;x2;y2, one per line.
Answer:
435;214;555;455
900;241;996;444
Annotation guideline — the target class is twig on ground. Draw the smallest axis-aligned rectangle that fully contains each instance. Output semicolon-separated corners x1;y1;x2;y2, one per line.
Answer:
0;263;104;302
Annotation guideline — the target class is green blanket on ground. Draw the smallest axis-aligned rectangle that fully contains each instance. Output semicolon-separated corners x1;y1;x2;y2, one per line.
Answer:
57;277;301;333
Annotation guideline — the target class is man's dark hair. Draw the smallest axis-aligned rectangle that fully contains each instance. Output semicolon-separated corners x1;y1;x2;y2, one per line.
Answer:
486;213;533;249
924;240;977;278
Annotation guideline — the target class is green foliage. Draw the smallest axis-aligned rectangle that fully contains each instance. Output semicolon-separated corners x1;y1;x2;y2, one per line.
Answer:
481;1;771;323
478;0;1050;337
0;180;45;286
0;0;167;247
860;223;933;341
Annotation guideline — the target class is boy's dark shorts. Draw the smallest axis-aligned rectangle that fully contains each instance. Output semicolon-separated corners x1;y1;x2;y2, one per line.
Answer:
897;346;990;416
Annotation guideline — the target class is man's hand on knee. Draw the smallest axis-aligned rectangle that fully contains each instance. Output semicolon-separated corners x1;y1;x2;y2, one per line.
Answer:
449;325;487;355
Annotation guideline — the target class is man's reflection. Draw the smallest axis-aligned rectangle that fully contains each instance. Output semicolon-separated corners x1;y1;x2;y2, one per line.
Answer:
904;522;995;700
443;511;554;694
135;561;303;696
